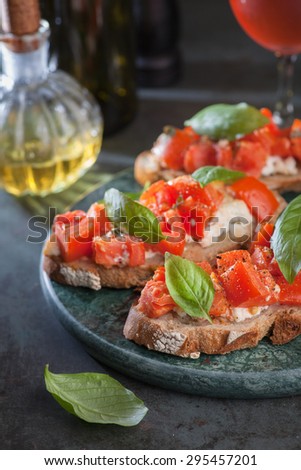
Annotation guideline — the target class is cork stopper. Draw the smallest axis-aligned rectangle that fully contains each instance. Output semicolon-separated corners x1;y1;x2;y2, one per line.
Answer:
1;0;41;36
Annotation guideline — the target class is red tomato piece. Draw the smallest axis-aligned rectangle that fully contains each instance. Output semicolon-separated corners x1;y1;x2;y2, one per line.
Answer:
210;286;230;317
270;136;291;157
55;217;94;262
87;202;111;237
290;119;301;161
197;261;213;275
53;210;86;227
257;270;279;304
93;235;145;267
216;250;252;275
251;246;282;276
214;141;233;168
203;182;224;210
232;140;268;177
160;127;200;170
139;180;178;216
137;279;176;318
276;273;301;305
146;229;186;256
250;222;275;252
219;260;270;308
230;176;279;223
93;235;127;267
183;139;217;173
126;237;146;267
153;266;166;282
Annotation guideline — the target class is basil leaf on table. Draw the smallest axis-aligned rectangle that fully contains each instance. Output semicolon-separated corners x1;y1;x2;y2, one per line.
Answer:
184;102;269;141
104;188;166;243
165;253;214;322
271;195;301;283
44;365;148;426
192;166;245;187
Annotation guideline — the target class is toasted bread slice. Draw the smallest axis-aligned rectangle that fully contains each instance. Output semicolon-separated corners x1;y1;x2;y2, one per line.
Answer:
124;303;301;358
134;149;301;193
43;234;162;290
43;190;286;290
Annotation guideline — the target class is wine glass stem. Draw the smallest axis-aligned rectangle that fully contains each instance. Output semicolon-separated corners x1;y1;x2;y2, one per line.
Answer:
274;54;297;128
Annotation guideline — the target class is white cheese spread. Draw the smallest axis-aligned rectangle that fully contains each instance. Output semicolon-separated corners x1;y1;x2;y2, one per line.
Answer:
261;155;298;176
232;306;269;322
201;197;253;248
152;133;171;157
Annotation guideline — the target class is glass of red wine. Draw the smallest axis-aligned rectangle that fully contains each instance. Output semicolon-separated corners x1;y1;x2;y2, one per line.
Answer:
229;0;301;128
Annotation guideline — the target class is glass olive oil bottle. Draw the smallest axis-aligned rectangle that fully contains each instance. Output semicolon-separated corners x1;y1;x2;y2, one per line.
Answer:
41;0;138;135
0;17;103;197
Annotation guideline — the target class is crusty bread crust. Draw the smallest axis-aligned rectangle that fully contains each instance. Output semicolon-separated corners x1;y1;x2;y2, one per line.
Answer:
124;303;301;358
134;150;301;193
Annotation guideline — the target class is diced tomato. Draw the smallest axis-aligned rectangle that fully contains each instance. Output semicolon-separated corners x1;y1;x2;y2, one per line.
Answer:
183;139;217;173
170;175;204;200
55;217;94;262
251;245;282;276
160;127;199;170
203;182;224;210
126;236;146;267
93;235;145;268
210;286;230;317
216;250;252;275
230;176;279;223
153;266;166;282
87;202;111;236
146;229;186;256
197;261;213;275
141;175;223;241
155;183;179;213
214;141;233;168
250;222;275;251
232;140;268;177
137;279;176;318
53;210;86;227
219;260;271;308
251;246;273;270
270;136;291;157
181;204;211;239
257;270;279;304
171;177;223;239
276;273;301;305
290;119;301;161
259;108;281;135
140;180;178;216
93;235;127;267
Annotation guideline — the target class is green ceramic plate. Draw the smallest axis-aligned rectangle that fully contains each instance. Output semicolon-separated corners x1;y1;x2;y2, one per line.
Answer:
40;169;301;399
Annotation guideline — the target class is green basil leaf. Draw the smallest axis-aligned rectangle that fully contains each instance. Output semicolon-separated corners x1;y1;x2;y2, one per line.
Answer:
44;365;148;426
165;253;214;322
192;166;245;187
184;102;269;141
271;195;301;283
104;188;166;243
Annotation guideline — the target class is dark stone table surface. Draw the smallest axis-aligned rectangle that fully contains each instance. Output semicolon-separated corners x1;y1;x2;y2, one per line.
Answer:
1;0;301;450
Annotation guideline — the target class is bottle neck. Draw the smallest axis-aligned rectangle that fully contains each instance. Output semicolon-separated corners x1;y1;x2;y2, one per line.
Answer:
0;20;50;84
2;40;49;83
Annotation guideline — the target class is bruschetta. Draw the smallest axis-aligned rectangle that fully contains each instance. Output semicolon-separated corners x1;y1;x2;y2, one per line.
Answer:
124;214;301;357
43;171;286;290
134;104;301;193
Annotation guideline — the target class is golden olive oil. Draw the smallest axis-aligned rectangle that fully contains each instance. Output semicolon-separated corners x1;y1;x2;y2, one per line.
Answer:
0;134;102;197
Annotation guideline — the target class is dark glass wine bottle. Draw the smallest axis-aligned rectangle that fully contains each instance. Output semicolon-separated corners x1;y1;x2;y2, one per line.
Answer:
132;0;181;87
41;0;138;135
